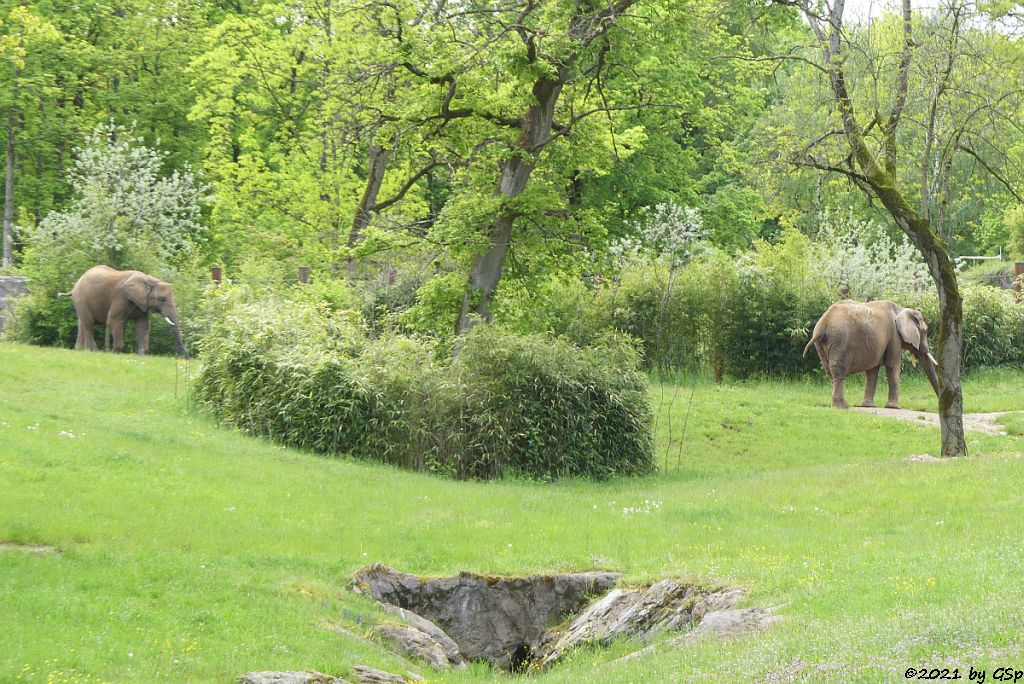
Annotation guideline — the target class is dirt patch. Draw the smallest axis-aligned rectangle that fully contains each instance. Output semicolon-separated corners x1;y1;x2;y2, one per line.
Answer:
850;407;1018;436
906;454;946;463
0;541;60;555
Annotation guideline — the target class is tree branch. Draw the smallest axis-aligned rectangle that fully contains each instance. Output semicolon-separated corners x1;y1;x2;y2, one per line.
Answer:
957;144;1024;204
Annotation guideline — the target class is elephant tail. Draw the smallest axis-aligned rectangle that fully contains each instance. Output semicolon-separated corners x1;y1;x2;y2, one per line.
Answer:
802;331;824;357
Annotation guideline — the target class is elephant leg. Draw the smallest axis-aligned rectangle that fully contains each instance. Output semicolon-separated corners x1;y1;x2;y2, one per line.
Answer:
884;357;902;409
831;372;850;409
76;319;93;350
134;316;150;355
73;302;96;350
107;315;126;353
814;342;833;381
861;367;879;407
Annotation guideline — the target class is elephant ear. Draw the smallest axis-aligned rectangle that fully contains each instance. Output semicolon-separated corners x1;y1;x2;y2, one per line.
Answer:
895;309;922;351
122;273;154;312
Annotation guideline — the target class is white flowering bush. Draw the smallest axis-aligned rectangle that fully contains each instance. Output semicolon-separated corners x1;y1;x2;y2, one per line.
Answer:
31;122;208;268
610;203;708;269
813;209;928;300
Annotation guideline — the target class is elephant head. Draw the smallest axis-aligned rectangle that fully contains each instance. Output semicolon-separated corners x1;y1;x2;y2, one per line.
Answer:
895;307;940;396
123;273;189;358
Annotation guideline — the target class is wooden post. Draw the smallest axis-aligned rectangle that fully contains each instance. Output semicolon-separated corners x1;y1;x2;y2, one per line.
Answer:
298;266;310;284
211;267;222;284
1015;262;1023;303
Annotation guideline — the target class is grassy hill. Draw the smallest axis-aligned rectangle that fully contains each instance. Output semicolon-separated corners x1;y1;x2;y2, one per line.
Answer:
2;343;1024;682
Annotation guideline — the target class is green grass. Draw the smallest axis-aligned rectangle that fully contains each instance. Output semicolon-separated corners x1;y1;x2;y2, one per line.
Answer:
1;344;1023;682
998;412;1024;436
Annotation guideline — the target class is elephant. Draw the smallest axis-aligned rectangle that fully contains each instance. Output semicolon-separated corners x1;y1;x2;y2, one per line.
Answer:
803;299;939;409
64;265;189;357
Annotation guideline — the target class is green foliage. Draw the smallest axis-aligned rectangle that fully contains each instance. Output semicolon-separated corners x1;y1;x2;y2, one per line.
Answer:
1007;205;1024;259
194;287;653;480
593;231;830;378
400;271;465;339
529;229;1024;378
959;259;1019;288
702;184;768;250
453;326;654;480
720;233;832;378
898;282;1024;372
3;237;81;347
960;284;1024;368
498;275;606;347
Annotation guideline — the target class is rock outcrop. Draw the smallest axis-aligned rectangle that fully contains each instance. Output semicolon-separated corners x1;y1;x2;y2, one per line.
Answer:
353;564;621;670
238;672;347;684
683;606;781;640
353;564;779;672
537;581;745;666
376;604;464;668
375;624;449;670
350;665;421;683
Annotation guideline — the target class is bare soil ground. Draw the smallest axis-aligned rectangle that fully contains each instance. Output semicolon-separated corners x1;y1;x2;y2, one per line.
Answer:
850;407;1017;435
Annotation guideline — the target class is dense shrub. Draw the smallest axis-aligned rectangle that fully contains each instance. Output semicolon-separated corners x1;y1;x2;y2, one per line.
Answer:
719;232;833;377
960;285;1024;368
596;253;734;373
906;284;1024;370
452;326;654;479
194;287;653;480
592;231;831;378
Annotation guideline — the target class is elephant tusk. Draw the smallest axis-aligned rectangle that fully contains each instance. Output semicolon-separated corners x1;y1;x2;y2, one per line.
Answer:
928;353;937;367
164;316;176;327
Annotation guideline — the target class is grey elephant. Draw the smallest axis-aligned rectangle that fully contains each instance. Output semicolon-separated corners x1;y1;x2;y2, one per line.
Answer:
803;299;939;409
63;265;188;357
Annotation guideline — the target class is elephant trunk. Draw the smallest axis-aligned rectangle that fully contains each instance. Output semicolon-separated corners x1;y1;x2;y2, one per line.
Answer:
919;346;940;397
162;304;190;359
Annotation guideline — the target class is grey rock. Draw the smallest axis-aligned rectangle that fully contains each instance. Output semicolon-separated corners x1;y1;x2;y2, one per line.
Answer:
350;665;422;683
690;587;744;623
607;644;657;666
238;672;347;684
538;579;708;666
0;275;28;336
376;604;464;667
375;624;449;669
682;607;781;641
353;564;620;670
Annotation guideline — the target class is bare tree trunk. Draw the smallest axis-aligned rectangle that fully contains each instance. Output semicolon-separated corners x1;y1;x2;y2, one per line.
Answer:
456;75;564;333
3;97;14;269
876;194;966;457
347;143;388;270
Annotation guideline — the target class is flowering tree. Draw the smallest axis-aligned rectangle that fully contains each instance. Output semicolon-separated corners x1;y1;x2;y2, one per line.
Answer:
33;122;207;270
814;210;928;300
611;203;708;268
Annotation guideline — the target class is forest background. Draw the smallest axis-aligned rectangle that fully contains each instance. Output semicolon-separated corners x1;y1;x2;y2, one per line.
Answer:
2;0;1023;376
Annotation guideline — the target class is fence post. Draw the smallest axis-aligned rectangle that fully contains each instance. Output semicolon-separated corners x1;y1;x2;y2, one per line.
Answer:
298;266;310;284
211;266;222;284
1015;262;1023;303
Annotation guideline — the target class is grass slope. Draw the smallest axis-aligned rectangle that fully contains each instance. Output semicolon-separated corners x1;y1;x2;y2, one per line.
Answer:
1;344;1023;682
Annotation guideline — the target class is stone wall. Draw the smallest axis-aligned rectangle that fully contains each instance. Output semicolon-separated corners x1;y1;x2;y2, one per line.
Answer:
0;276;28;336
